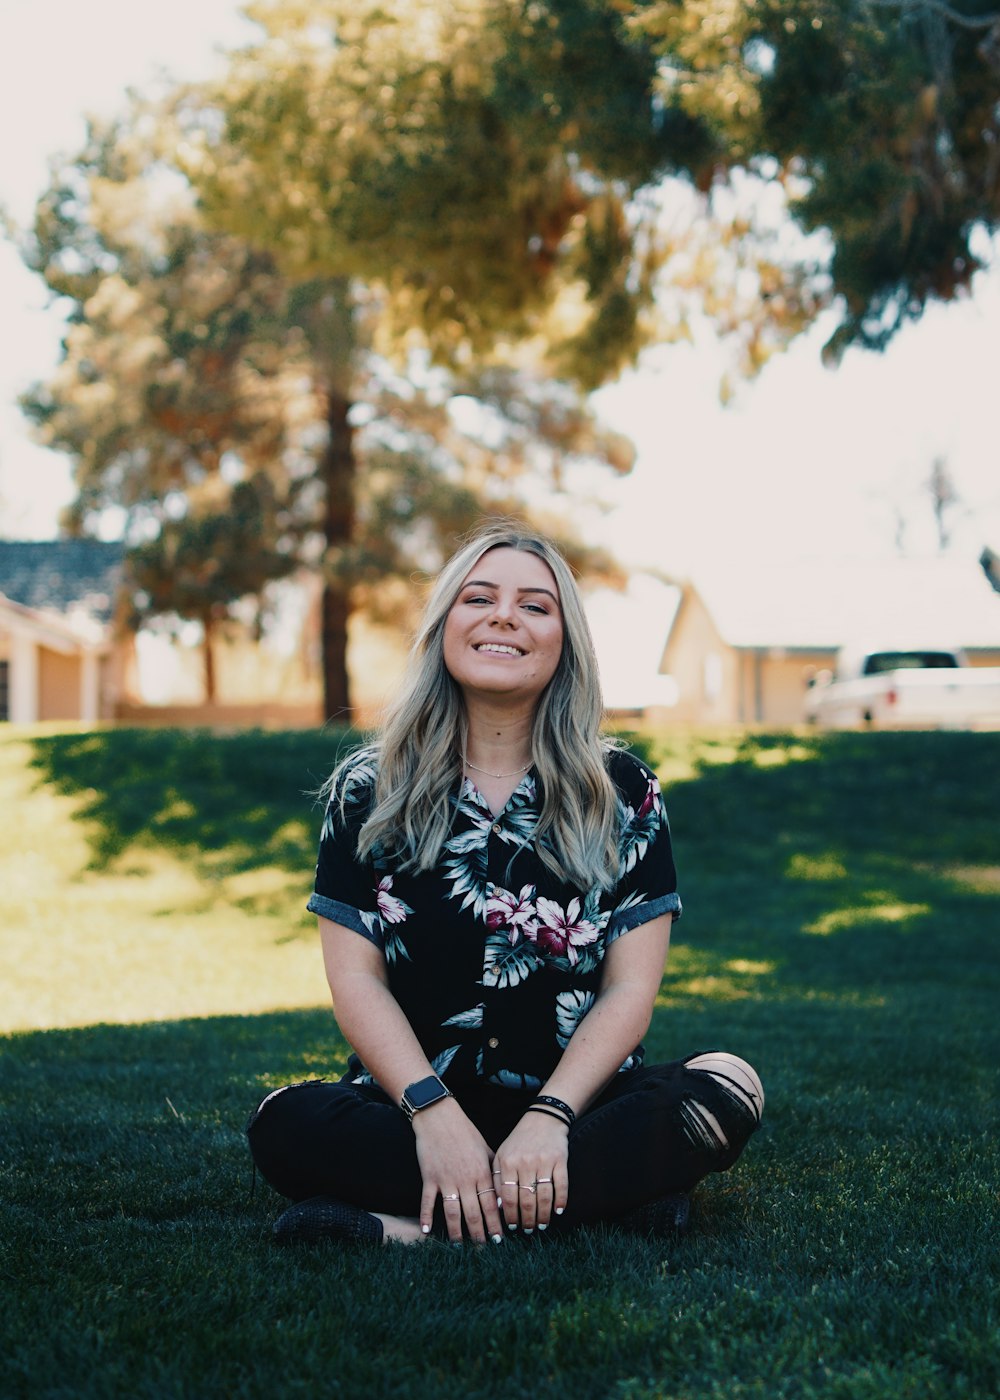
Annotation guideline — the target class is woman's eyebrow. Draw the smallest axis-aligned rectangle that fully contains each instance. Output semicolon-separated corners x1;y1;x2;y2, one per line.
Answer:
462;579;559;603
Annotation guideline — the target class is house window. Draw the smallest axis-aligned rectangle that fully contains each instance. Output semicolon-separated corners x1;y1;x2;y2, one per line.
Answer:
0;659;8;721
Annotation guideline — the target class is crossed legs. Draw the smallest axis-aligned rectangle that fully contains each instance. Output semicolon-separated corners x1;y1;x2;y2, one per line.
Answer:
247;1051;765;1243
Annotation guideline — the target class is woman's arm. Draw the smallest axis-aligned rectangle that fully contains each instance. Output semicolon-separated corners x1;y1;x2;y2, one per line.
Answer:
319;917;504;1243
492;912;672;1231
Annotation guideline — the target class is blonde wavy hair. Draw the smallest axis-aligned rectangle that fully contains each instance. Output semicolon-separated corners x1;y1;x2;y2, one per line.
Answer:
333;523;622;889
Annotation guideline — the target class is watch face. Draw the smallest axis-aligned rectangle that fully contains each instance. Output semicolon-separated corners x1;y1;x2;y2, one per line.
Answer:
407;1077;447;1110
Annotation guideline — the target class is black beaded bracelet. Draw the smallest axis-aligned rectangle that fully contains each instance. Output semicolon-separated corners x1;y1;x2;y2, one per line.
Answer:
534;1094;576;1123
525;1104;572;1127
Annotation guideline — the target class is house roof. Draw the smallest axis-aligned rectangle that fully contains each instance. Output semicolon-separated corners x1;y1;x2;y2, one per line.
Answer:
668;555;1000;655
0;592;109;652
0;539;125;624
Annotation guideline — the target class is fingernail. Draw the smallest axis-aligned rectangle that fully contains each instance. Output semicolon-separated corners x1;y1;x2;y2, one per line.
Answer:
421;1224;431;1234
496;1197;503;1207
555;1207;564;1215
507;1222;517;1231
523;1228;533;1235
537;1223;547;1231
491;1234;503;1245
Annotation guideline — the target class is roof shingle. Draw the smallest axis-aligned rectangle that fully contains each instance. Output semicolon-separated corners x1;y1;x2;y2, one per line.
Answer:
0;540;125;624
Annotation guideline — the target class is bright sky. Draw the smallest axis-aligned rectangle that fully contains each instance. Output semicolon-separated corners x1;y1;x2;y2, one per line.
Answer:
1;1;998;702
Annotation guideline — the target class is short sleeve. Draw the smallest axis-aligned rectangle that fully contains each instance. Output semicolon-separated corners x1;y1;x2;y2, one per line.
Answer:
605;750;682;943
305;750;385;948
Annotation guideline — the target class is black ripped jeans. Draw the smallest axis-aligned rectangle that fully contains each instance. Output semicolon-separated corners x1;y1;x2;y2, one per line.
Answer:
246;1052;763;1230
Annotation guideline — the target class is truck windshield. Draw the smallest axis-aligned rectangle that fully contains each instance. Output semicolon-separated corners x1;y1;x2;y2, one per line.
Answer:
862;652;958;674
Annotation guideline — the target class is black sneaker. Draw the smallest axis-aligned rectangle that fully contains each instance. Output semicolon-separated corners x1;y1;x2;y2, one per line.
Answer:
272;1196;384;1246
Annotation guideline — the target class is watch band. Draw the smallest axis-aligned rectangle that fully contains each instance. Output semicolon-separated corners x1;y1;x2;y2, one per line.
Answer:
400;1075;453;1122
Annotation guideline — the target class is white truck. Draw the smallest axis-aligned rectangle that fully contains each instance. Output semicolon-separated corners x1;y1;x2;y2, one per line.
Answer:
804;647;1000;729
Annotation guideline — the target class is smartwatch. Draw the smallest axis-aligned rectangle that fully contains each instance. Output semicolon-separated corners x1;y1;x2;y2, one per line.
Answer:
400;1075;453;1122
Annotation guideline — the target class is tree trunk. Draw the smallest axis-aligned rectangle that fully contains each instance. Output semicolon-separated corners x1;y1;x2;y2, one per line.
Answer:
320;385;356;721
202;611;217;704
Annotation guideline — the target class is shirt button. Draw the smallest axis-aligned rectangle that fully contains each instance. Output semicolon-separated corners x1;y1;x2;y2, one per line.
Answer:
491;823;502;836
488;1037;500;1049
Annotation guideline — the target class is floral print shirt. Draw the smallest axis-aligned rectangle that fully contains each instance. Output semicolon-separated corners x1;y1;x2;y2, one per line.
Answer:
306;748;682;1094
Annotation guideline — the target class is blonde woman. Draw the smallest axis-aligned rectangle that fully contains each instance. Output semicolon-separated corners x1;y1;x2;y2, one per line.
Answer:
247;524;764;1245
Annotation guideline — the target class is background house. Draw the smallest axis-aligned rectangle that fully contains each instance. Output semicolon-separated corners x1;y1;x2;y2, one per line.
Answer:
0;540;128;722
659;556;1000;726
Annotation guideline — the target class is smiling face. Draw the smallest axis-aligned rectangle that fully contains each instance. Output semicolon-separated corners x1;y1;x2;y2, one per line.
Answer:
442;546;564;708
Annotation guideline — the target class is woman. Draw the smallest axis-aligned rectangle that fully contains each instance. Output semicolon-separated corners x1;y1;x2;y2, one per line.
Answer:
247;524;764;1246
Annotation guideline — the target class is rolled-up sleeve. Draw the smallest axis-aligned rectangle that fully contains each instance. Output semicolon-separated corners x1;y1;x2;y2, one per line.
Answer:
605;753;682;944
306;767;384;949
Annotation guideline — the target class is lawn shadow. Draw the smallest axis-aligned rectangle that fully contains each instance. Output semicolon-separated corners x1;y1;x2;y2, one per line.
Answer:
28;726;364;876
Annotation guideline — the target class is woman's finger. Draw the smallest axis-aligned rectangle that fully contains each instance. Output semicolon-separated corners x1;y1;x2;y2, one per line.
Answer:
475;1183;504;1243
419;1182;438;1237
552;1159;570;1220
517;1178;538;1233
498;1167;521;1232
534;1173;555;1230
440;1188;464;1243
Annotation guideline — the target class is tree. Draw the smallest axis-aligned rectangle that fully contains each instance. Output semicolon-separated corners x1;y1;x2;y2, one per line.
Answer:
127;473;302;701
20;88;633;713
630;0;1000;361
172;0;665;713
19;115;312;698
926;454;962;550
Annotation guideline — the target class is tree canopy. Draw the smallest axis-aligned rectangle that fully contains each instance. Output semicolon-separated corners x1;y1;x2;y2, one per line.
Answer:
632;0;1000;359
184;0;1000;374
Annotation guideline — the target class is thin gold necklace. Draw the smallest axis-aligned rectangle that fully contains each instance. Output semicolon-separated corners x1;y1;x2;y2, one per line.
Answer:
464;758;532;779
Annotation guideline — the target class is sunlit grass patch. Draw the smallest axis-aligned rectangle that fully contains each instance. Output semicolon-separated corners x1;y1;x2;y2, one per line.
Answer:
937;864;1000;894
804;900;933;937
2;729;327;1032
744;740;815;767
786;851;849;881
658;947;778;1004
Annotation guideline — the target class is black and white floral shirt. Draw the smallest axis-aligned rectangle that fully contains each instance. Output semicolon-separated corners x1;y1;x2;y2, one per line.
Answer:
307;748;682;1094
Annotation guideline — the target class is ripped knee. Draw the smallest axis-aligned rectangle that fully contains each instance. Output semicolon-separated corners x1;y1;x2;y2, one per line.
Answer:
686;1052;765;1123
678;1052;765;1163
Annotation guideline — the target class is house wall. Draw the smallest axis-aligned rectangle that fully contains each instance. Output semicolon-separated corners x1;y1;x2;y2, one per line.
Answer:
38;646;82;720
750;651;836;726
660;590;741;723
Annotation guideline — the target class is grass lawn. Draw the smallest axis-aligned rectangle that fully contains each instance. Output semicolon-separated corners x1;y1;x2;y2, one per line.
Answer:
1;724;998;1399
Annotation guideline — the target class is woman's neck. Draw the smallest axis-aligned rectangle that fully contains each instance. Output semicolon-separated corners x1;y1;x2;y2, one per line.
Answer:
463;700;533;776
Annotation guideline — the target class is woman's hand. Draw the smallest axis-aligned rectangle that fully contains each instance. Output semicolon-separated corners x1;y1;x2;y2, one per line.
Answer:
492;1112;570;1233
411;1098;505;1244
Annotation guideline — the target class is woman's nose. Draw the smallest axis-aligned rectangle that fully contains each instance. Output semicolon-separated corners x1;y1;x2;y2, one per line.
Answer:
489;595;516;625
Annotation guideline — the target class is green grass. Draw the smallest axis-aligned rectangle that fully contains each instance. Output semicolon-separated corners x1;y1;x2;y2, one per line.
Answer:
2;725;998;1399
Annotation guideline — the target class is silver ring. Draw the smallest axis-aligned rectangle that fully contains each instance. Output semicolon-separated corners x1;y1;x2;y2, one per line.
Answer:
518;1183;536;1193
536;1177;553;1184
442;1193;460;1201
502;1180;518;1186
476;1188;494;1196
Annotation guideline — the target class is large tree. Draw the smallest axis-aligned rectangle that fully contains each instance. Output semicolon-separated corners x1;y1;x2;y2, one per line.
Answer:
20;93;632;712
161;0;669;705
173;0;677;713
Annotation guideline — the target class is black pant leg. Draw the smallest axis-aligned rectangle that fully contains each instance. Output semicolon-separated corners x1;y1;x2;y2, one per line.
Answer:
245;1077;532;1216
559;1055;762;1227
246;1079;425;1215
